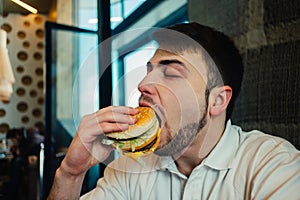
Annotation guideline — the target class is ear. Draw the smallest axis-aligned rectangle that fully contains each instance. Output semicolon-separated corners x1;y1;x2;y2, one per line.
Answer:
209;86;232;116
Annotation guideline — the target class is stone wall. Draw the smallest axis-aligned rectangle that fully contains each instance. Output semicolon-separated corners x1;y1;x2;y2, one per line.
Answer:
188;0;300;148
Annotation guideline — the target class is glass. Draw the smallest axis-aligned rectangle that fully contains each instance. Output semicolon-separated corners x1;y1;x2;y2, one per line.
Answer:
44;23;98;197
54;29;98;136
111;0;147;29
112;41;157;107
124;0;145;17
74;0;98;31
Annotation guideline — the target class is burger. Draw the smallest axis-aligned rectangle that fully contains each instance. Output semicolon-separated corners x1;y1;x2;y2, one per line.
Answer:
102;106;161;159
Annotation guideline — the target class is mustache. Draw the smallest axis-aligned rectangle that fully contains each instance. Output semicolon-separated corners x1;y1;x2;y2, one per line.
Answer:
139;95;155;105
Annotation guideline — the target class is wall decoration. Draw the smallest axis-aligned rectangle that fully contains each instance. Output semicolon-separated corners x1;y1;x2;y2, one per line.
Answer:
0;13;46;133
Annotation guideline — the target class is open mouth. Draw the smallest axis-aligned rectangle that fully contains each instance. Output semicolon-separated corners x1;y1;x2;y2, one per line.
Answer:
151;104;166;129
138;99;166;128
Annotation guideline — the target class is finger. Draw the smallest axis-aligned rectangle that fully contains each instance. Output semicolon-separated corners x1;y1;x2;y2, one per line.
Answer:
77;121;129;142
99;106;139;116
95;111;136;124
98;122;129;133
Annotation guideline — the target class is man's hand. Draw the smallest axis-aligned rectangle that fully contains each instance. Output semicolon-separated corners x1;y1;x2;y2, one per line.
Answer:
47;106;139;199
61;106;138;175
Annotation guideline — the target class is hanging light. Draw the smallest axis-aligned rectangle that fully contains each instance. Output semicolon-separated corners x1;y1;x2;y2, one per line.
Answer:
0;29;15;101
10;0;38;14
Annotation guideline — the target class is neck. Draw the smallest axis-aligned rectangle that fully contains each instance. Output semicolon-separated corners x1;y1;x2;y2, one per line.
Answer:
174;117;226;177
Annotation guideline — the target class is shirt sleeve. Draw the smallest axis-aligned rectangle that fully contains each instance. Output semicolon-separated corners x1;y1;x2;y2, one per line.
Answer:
80;165;128;200
250;139;300;199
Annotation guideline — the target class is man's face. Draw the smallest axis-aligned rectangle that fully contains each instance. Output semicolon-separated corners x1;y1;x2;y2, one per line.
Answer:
138;49;209;156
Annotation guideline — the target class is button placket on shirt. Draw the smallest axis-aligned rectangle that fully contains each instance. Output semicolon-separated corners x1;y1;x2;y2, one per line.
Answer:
181;164;205;200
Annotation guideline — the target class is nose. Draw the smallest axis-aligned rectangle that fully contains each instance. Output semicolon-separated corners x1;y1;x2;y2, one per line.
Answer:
138;73;158;97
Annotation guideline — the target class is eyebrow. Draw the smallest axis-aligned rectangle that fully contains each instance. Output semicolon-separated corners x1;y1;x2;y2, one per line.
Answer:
147;59;189;71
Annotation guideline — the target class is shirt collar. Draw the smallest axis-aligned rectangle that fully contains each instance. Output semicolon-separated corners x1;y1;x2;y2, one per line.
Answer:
154;120;240;172
202;120;240;170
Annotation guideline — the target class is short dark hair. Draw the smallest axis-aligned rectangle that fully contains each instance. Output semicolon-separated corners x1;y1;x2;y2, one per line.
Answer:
152;22;244;121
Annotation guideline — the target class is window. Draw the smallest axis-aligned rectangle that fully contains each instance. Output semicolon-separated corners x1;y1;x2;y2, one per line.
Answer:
74;0;98;30
44;22;98;197
111;0;146;29
123;42;157;107
46;23;98;138
112;0;188;106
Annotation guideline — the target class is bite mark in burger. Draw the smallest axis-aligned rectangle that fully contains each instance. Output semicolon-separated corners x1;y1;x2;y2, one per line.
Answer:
102;107;161;159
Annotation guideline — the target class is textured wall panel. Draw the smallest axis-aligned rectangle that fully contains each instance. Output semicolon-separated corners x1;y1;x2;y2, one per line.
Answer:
233;41;300;123
188;0;250;36
189;0;300;149
264;0;300;25
264;21;300;44
232;41;300;148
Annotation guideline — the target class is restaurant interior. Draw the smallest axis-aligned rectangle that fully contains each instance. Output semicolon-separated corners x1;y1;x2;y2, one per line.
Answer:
0;0;299;199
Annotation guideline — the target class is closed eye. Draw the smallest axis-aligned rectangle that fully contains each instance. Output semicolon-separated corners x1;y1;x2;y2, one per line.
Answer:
163;67;182;78
146;60;188;78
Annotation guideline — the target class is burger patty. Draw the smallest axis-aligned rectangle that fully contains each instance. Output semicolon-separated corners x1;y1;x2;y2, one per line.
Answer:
133;137;157;152
102;119;159;152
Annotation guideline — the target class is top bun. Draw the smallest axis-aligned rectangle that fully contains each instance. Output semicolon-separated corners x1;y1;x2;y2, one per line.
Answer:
106;107;157;139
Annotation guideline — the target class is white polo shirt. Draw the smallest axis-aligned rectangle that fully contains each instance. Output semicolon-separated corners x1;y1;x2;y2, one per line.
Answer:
81;121;300;200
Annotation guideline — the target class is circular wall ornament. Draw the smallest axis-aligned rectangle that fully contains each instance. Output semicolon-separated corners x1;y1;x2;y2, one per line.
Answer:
34;16;43;24
21;75;33;85
17;51;28;61
35;68;43;76
32;108;42;117
16;87;26;96
17;102;28;112
16;66;24;73
23;21;30;27
23;41;30;48
0;109;6;117
1;23;12;33
0;123;10;133
35;29;44;38
17;31;26;39
33;52;42;60
37;42;44;49
37;81;43;89
29;90;37;97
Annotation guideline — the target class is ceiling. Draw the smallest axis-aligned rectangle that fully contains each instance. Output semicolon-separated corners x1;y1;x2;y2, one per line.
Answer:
2;0;54;14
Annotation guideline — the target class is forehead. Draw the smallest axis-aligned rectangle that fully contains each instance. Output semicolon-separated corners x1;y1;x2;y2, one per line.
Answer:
150;49;208;81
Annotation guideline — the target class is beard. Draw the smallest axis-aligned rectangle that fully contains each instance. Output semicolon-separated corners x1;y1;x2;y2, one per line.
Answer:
155;88;209;157
155;111;207;157
140;88;210;157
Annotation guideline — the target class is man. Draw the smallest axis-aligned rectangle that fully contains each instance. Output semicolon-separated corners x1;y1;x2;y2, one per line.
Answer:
48;23;300;199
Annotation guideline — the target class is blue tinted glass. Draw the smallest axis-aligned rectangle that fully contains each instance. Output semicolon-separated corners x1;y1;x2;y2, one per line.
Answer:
111;2;123;29
111;0;146;29
76;0;98;30
124;0;145;17
55;30;98;136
